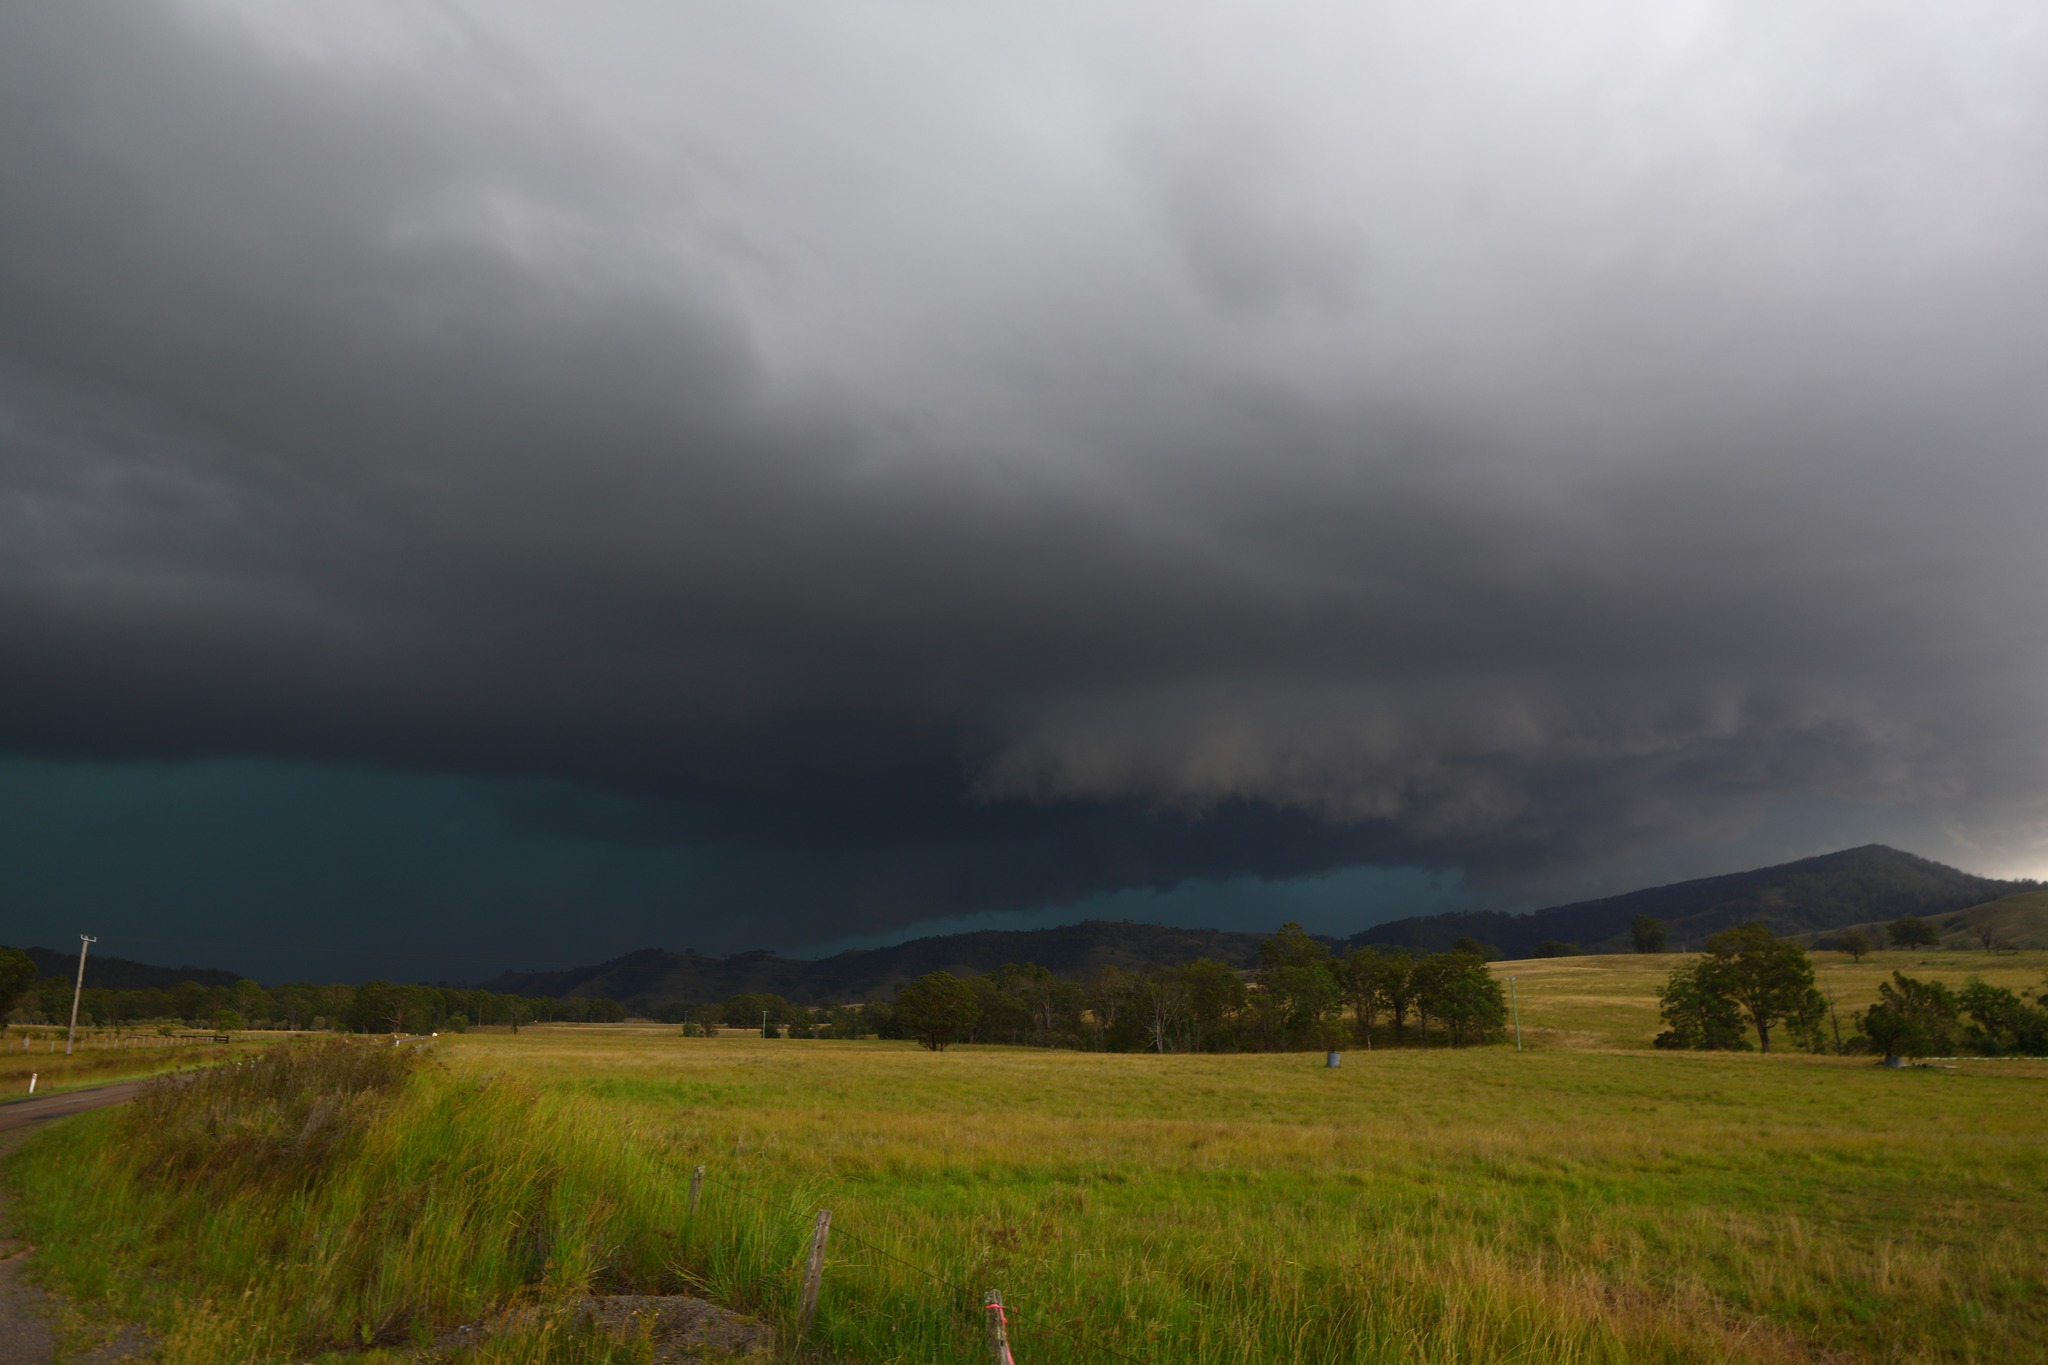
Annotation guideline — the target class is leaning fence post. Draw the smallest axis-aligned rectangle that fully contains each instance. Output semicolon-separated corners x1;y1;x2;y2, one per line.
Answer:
986;1289;1016;1365
796;1209;831;1344
689;1164;704;1217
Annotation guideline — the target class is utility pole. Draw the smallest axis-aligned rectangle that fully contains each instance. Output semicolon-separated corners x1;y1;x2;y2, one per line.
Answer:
65;935;97;1056
1508;975;1521;1051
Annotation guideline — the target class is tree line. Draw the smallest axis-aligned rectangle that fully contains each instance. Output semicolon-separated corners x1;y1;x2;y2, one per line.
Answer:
1654;921;2048;1062
0;954;621;1036
671;924;1514;1053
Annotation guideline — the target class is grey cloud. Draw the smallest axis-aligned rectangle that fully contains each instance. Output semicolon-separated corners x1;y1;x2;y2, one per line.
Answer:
2;0;2047;955
1130;98;1368;318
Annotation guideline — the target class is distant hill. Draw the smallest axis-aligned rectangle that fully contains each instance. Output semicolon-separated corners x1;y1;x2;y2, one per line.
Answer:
1797;888;2048;954
10;945;243;991
481;921;1273;1010
1351;845;2025;958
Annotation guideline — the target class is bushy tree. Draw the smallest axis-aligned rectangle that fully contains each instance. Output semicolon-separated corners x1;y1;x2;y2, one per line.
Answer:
1379;949;1417;1041
1177;959;1248;1052
1410;952;1507;1046
1630;915;1669;954
1533;940;1580;958
1256;923;1340;1048
1957;980;2048;1056
895;971;982;1052
1338;947;1402;1047
1655;960;1750;1050
1449;935;1498;962
1836;929;1872;963
1703;923;1826;1053
1086;965;1145;1050
1888;916;1940;949
0;947;36;1022
1861;972;1960;1064
1654;924;1823;1053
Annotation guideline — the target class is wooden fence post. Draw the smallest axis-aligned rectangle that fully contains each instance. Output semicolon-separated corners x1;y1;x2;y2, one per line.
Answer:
797;1209;831;1344
986;1289;1015;1365
689;1164;704;1216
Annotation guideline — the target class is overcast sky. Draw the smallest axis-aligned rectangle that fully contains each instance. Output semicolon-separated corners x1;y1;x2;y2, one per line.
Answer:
3;2;2045;983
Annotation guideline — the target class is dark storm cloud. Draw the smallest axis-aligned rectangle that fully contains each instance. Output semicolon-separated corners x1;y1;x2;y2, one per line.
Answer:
3;0;2047;952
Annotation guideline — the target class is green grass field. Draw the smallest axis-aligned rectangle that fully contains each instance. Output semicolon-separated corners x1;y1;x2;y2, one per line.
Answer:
0;1032;227;1098
1501;948;2048;1052
5;953;2046;1364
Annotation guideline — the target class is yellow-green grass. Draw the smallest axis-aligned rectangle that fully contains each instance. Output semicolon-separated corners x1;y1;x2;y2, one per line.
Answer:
1496;949;2048;1052
10;1013;2048;1365
0;1035;228;1097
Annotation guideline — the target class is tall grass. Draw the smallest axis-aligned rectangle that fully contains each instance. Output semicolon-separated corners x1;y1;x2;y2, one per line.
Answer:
7;1024;2047;1363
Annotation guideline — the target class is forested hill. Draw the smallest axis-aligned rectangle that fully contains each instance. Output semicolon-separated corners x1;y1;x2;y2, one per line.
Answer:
14;944;243;990
480;921;1272;1009
1349;845;2022;957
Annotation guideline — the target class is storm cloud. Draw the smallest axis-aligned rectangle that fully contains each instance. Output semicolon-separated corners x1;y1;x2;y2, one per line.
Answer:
3;2;2046;975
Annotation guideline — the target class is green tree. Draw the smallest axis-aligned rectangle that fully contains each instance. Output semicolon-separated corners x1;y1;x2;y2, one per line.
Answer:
1257;923;1340;1049
1861;972;1960;1065
1836;929;1872;963
970;973;1034;1045
1337;947;1397;1046
0;947;36;1021
1379;950;1417;1041
1532;940;1580;958
231;979;273;1029
1630;915;1669;954
1654;959;1751;1050
1697;923;1826;1054
1410;952;1507;1047
1178;959;1247;1052
895;971;983;1052
1086;965;1143;1050
1956;980;2048;1056
1449;935;1498;962
1887;916;1940;949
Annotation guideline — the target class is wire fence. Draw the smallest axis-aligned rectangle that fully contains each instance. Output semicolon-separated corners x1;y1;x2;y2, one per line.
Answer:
688;1161;1149;1365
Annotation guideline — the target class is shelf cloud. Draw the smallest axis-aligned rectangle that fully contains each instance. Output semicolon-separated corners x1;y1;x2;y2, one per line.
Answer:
3;2;2045;972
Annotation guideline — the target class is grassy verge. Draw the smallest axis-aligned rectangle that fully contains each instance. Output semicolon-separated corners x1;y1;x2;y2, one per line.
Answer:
9;1024;2047;1363
0;1039;227;1099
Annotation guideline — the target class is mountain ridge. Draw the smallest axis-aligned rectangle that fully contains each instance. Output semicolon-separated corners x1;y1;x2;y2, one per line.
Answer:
479;921;1276;1009
1348;844;2024;957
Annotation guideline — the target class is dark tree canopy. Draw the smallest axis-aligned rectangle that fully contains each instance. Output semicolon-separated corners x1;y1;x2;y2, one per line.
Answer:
1861;972;1961;1064
1653;923;1824;1053
1630;915;1669;954
1697;923;1826;1053
1654;960;1751;1051
0;947;36;1016
1888;916;1941;949
894;971;983;1051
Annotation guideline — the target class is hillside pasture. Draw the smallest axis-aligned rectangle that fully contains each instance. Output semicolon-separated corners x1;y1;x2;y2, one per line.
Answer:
1497;948;2048;1051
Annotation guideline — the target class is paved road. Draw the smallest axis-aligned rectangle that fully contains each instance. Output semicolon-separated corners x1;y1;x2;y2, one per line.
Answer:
0;1081;152;1363
0;1082;151;1134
